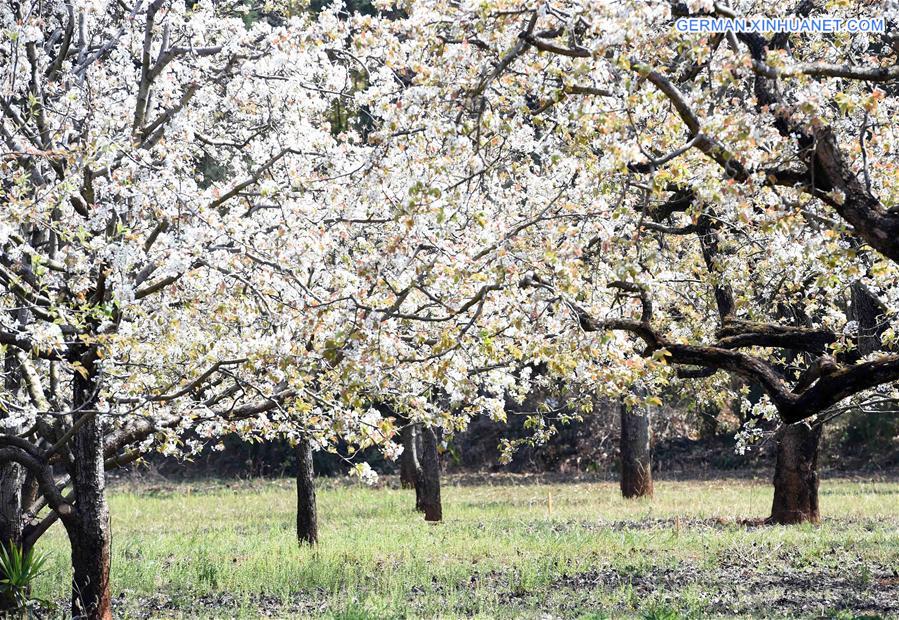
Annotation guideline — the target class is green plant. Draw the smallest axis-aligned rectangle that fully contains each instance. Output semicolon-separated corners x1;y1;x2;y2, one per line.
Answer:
641;603;683;620
827;611;884;620
195;554;220;589
851;562;873;589
0;541;48;612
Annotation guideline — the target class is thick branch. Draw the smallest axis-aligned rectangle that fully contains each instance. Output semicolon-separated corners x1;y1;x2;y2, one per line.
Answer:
715;320;837;352
752;60;899;83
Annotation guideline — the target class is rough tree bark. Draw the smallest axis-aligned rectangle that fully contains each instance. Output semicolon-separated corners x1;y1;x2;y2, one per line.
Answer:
0;347;25;612
620;401;653;499
0;463;24;548
295;437;318;545
849;281;886;358
403;423;427;512
417;425;442;522
65;369;112;620
399;423;418;490
0;464;25;613
769;422;822;525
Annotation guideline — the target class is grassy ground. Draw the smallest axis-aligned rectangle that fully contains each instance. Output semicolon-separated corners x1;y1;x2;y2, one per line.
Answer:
33;474;899;619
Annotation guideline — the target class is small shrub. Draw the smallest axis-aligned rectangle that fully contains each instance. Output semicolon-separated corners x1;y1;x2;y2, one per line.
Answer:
0;542;49;613
194;555;220;589
827;611;884;620
641;603;684;620
851;563;873;589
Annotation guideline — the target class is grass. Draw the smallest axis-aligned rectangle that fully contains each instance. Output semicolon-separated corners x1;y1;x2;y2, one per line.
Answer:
33;475;899;619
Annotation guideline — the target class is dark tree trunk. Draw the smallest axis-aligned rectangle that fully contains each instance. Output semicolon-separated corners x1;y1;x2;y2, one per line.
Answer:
620;401;653;499
402;422;441;520
417;425;442;522
849;281;887;357
0;464;24;546
698;404;720;440
295;437;318;545
769;423;822;525
0;462;25;612
406;424;426;513
66;371;112;620
0;347;25;612
399;423;417;490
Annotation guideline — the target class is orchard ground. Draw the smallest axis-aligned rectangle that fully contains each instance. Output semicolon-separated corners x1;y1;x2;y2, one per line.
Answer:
34;474;898;619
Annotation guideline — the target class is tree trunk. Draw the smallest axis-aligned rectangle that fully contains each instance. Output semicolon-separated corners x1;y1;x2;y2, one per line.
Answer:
698;403;720;440
407;424;426;512
849;280;887;357
0;464;24;547
399;423;417;490
66;371;112;620
620;401;653;499
0;462;25;612
295;437;318;545
769;423;821;525
0;347;25;612
417;426;442;522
